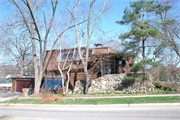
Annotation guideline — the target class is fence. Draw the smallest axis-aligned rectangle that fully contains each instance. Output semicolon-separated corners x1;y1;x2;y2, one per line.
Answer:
0;78;12;94
0;86;12;94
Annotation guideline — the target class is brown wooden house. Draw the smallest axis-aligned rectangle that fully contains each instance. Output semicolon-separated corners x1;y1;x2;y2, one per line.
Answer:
41;47;134;93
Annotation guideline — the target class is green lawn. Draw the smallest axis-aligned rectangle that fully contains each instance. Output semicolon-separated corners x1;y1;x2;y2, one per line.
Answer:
1;96;179;105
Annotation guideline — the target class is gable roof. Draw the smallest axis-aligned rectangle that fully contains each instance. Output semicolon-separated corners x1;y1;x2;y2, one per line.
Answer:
5;74;20;78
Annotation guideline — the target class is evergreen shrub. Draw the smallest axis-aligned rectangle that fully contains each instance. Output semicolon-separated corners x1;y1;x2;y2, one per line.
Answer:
154;82;162;89
163;86;172;91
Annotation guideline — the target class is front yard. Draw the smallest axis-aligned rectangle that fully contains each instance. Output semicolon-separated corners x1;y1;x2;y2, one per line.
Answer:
0;96;179;105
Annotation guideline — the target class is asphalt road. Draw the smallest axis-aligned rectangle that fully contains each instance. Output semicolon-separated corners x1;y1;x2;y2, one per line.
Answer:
0;104;179;120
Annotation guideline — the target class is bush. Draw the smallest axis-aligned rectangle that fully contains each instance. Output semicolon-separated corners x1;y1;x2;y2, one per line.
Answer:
163;86;172;91
106;91;113;94
114;91;121;94
129;91;134;94
143;90;147;93
154;82;162;89
123;91;127;94
98;91;106;94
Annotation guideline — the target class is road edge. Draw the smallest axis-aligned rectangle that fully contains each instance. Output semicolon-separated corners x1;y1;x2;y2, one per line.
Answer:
0;103;180;108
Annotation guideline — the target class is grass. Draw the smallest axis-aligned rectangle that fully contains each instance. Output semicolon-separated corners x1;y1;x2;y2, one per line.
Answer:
1;96;179;105
147;91;180;95
52;91;180;98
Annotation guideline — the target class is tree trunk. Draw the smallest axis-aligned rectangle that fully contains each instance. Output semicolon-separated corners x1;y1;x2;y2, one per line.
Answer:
66;72;70;94
81;61;91;94
100;57;103;76
125;61;130;73
30;2;40;94
142;38;145;59
85;74;91;94
20;66;23;77
34;79;41;94
142;9;145;60
34;57;40;94
175;81;177;91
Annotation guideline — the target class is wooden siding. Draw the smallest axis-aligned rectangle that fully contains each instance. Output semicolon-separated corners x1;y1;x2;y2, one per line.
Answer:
16;80;34;92
45;47;114;71
43;47;133;93
12;78;34;93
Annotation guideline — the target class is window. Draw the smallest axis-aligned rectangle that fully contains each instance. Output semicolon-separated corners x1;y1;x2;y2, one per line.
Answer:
89;50;93;56
47;78;54;89
41;78;64;90
52;78;63;90
41;78;51;89
101;62;112;76
83;49;93;56
118;60;124;73
59;50;85;61
47;71;56;77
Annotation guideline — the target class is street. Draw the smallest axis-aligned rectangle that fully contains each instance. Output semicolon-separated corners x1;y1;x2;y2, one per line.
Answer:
0;104;180;120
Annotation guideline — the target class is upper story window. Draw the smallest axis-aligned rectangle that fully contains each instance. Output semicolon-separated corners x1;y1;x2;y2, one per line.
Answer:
89;49;93;56
57;49;93;62
59;50;85;62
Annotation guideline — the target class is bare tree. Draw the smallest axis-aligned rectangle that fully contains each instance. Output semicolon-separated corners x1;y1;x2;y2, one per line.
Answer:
152;0;180;58
153;64;168;82
93;29;113;46
164;51;180;91
0;65;21;78
72;0;110;93
92;29;124;51
88;53;113;77
57;41;76;94
8;0;87;94
0;25;33;77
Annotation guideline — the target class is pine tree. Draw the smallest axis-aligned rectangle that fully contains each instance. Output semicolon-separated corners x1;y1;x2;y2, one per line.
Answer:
116;0;171;60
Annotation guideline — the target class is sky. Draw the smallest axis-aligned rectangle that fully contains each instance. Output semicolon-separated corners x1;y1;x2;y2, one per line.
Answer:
0;0;179;66
0;0;152;65
0;0;136;49
99;0;133;33
89;0;135;47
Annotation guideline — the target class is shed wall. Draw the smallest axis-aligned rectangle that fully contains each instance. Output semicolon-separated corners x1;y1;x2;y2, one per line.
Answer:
12;78;34;93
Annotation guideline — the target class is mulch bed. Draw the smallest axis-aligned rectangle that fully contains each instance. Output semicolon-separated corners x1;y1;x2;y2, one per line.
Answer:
39;96;63;102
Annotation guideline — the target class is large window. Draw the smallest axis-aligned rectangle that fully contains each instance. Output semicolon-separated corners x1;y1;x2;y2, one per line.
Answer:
60;50;85;61
41;78;64;90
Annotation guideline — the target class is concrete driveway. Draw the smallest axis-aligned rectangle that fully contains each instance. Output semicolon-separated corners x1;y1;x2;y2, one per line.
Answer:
0;92;23;98
0;92;23;101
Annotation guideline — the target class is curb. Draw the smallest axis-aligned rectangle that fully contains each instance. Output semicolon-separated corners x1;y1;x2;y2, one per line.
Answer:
16;94;180;100
0;94;179;102
0;103;180;108
62;94;180;99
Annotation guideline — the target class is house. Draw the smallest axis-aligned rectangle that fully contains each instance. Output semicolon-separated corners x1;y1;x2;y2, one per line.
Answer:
41;46;134;93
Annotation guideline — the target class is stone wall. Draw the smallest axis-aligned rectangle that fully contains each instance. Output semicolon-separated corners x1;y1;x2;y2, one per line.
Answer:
73;73;154;94
73;80;86;94
118;73;154;92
